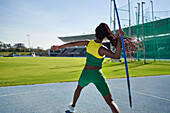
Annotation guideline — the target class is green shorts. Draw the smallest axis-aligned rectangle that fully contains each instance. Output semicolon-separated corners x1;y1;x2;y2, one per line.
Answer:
78;69;110;96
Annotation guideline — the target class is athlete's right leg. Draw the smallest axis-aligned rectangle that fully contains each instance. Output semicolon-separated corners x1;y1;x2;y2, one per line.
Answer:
73;69;89;107
103;94;120;113
92;69;120;113
72;84;84;107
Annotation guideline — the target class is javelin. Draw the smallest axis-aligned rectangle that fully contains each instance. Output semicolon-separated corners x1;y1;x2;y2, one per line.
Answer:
113;0;132;107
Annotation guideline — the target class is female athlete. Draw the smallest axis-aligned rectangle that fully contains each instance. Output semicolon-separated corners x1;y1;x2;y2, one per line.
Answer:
51;23;123;113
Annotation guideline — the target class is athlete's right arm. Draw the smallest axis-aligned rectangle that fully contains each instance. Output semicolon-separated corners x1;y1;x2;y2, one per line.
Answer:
99;37;121;59
51;40;89;51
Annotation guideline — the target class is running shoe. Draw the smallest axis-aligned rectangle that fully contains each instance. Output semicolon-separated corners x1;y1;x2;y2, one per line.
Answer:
69;102;75;113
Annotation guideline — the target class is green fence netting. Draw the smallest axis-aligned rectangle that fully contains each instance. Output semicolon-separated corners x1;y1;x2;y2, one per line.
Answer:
122;18;170;59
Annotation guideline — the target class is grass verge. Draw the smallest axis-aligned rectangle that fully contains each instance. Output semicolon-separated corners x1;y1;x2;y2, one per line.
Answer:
0;57;170;87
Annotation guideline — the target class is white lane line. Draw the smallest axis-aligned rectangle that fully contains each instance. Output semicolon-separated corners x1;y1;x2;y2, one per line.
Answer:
110;85;170;102
0;89;52;97
1;84;170;102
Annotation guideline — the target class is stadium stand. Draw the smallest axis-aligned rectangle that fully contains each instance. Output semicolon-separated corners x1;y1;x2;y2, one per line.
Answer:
58;47;76;56
72;47;86;57
49;32;114;57
58;34;96;42
49;18;170;59
49;46;86;57
49;37;111;57
50;49;62;56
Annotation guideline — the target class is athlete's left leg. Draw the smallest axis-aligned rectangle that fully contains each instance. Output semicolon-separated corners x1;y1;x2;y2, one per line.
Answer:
72;84;84;107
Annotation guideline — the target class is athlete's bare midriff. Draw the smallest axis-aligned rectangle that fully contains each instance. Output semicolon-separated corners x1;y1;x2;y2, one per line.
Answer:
84;65;101;70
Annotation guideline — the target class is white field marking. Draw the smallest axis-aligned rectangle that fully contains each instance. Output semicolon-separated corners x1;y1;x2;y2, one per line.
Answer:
0;83;123;98
109;83;126;86
110;85;170;102
115;99;129;105
0;89;53;97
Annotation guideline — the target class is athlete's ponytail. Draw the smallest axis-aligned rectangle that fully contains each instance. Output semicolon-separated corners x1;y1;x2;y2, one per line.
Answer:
107;35;117;47
95;23;117;47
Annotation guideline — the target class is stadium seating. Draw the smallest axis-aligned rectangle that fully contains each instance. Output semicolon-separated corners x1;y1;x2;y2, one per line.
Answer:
54;46;86;57
49;43;110;57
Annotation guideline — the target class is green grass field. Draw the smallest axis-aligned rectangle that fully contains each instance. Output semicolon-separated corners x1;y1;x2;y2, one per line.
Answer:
0;57;170;87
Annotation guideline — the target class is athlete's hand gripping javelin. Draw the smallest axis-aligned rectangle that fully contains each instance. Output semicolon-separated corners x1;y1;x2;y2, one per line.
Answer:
118;29;124;36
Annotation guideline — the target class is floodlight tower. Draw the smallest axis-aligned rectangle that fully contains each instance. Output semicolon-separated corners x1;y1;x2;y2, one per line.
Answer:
135;7;137;26
113;2;116;34
150;0;160;61
150;1;154;21
137;3;140;61
27;34;31;52
110;0;116;34
137;3;140;27
110;0;112;29
128;0;131;37
142;2;146;64
151;0;156;61
135;6;139;61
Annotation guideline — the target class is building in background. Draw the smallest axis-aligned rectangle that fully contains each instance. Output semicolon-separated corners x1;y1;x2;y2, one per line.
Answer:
13;43;25;48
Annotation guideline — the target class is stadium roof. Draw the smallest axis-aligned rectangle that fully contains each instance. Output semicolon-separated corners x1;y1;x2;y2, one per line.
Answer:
58;18;169;42
58;30;119;42
58;34;96;42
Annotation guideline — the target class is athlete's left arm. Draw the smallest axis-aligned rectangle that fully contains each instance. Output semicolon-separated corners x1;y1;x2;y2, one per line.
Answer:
99;37;121;59
51;40;89;51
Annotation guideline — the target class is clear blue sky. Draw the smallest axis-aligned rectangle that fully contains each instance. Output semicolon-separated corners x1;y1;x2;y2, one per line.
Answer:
0;0;169;49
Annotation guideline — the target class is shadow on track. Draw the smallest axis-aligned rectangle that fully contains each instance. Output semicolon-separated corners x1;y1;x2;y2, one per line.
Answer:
65;110;72;113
